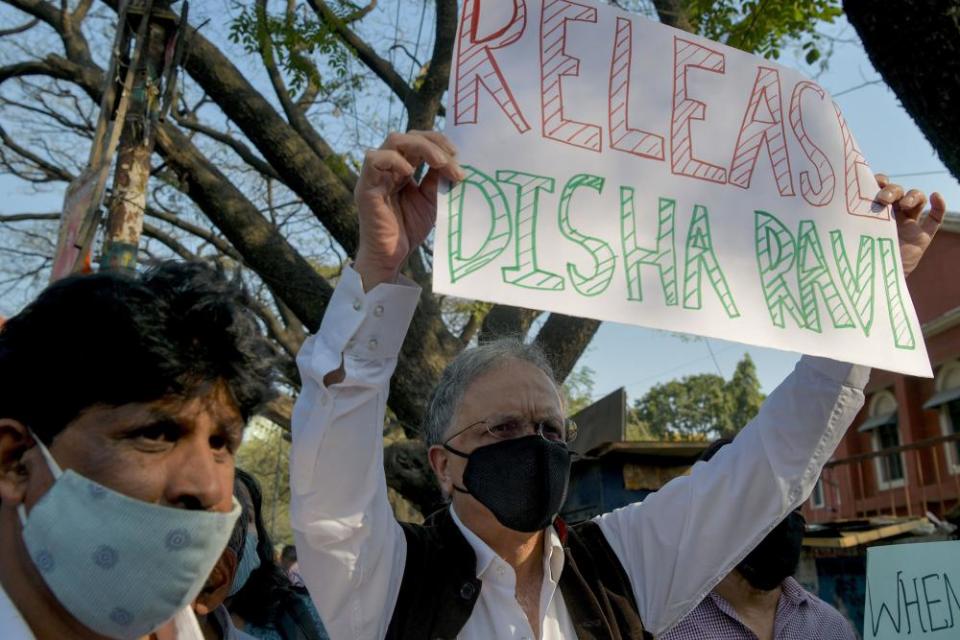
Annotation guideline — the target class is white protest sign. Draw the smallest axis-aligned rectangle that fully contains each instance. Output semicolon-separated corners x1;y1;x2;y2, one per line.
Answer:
865;541;960;639
433;0;932;377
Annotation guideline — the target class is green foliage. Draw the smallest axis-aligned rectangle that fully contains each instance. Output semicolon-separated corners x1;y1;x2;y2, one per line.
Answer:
728;353;764;433
632;354;764;439
562;365;596;415
686;0;842;62
235;420;293;545
229;2;361;95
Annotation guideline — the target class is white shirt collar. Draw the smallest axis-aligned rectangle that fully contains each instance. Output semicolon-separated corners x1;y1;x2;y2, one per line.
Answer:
0;582;34;640
449;505;566;583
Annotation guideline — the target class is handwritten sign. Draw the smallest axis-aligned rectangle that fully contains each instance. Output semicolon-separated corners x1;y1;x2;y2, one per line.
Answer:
865;541;960;639
434;0;932;377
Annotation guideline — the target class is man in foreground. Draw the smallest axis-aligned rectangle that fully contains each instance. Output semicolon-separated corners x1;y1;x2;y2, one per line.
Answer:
290;130;945;639
0;262;276;639
661;440;856;640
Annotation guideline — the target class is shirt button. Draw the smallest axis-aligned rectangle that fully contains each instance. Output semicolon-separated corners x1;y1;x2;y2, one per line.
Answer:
352;299;362;311
368;338;378;351
373;304;384;317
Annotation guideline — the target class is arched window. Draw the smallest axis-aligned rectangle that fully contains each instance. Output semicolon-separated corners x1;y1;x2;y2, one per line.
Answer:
928;361;960;474
862;391;905;489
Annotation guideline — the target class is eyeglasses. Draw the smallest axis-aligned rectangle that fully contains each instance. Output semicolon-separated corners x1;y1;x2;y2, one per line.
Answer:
445;416;579;445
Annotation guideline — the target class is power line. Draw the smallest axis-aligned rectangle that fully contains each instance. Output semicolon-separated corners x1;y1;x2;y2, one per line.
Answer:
886;170;950;178
705;338;724;377
621;343;741;391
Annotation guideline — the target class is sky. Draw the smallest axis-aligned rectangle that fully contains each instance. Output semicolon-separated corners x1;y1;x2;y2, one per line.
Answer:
1;4;958;404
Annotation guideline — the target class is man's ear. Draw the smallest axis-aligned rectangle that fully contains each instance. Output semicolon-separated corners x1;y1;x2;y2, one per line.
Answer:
427;445;452;495
193;549;238;616
0;419;32;505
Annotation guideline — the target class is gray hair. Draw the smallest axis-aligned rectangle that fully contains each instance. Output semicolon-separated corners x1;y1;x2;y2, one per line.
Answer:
423;338;557;446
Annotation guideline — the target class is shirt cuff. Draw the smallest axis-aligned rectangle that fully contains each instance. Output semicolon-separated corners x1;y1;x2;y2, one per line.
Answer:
317;265;421;360
798;355;871;390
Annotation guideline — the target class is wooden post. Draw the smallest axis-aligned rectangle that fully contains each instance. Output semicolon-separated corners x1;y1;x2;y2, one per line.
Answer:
846;462;857;519
915;448;927;516
857;461;867;518
933;449;946;516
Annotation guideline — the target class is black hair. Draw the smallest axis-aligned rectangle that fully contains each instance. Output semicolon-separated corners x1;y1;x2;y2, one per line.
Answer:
698;437;733;463
281;544;297;563
230;467;304;627
0;261;276;442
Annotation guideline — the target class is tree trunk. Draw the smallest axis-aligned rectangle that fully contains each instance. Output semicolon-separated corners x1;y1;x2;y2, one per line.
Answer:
844;0;960;183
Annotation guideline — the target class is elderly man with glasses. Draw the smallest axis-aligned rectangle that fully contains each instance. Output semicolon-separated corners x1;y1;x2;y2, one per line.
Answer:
289;131;945;640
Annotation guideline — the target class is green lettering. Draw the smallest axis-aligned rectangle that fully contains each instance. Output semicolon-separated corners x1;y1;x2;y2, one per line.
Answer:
447;165;513;282
620;189;677;304
879;238;916;350
557;174;616;297
797;220;854;332
830;230;876;336
755;211;805;329
683;205;740;318
497;170;564;291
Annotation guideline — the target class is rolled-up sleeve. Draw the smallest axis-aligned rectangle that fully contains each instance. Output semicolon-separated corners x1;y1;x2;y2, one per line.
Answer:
290;266;420;640
596;356;869;637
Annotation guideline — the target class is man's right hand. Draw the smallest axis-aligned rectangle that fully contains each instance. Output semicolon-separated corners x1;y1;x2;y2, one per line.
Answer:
354;131;464;291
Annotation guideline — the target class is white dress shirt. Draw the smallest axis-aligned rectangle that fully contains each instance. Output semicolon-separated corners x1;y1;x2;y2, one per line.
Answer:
290;266;869;640
450;506;576;640
0;580;203;640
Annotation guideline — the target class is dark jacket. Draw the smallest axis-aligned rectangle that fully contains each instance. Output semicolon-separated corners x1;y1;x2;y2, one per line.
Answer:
386;508;651;639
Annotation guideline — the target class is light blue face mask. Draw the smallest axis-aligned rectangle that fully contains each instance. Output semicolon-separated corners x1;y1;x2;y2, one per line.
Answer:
18;434;241;639
229;531;261;596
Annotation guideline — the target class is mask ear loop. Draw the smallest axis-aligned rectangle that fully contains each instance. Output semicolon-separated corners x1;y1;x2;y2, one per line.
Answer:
17;430;64;526
441;443;471;494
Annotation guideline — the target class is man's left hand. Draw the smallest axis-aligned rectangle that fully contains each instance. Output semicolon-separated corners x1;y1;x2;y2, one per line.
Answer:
875;174;947;277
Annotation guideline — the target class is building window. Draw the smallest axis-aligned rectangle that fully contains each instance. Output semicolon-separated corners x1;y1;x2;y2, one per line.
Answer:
810;477;826;509
932;361;960;475
866;391;906;490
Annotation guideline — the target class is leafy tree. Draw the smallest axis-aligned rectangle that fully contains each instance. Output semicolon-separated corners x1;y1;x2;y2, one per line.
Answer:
728;354;764;434
562;366;596;415
236;421;294;545
633;354;764;439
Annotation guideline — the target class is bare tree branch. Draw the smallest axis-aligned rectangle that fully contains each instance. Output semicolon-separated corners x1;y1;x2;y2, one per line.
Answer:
0;17;39;36
173;114;282;181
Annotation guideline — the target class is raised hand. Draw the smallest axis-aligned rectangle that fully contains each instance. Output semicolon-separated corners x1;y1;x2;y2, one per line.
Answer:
354;131;464;290
875;174;946;277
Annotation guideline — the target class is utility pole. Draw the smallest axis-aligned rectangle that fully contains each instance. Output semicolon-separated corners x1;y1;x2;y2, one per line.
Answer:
102;1;184;272
49;0;188;280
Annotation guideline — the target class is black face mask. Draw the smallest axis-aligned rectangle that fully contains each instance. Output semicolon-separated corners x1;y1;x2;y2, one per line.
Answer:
737;511;806;591
444;435;572;532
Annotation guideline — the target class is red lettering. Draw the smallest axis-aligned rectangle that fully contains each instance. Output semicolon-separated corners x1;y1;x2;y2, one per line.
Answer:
454;0;530;133
789;81;836;207
834;102;889;220
608;17;665;161
540;0;601;152
729;67;795;196
670;37;727;183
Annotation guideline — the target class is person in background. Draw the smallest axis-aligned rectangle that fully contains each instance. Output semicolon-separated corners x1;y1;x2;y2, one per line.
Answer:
194;497;258;640
0;262;276;640
660;440;856;640
228;470;328;640
280;546;304;587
